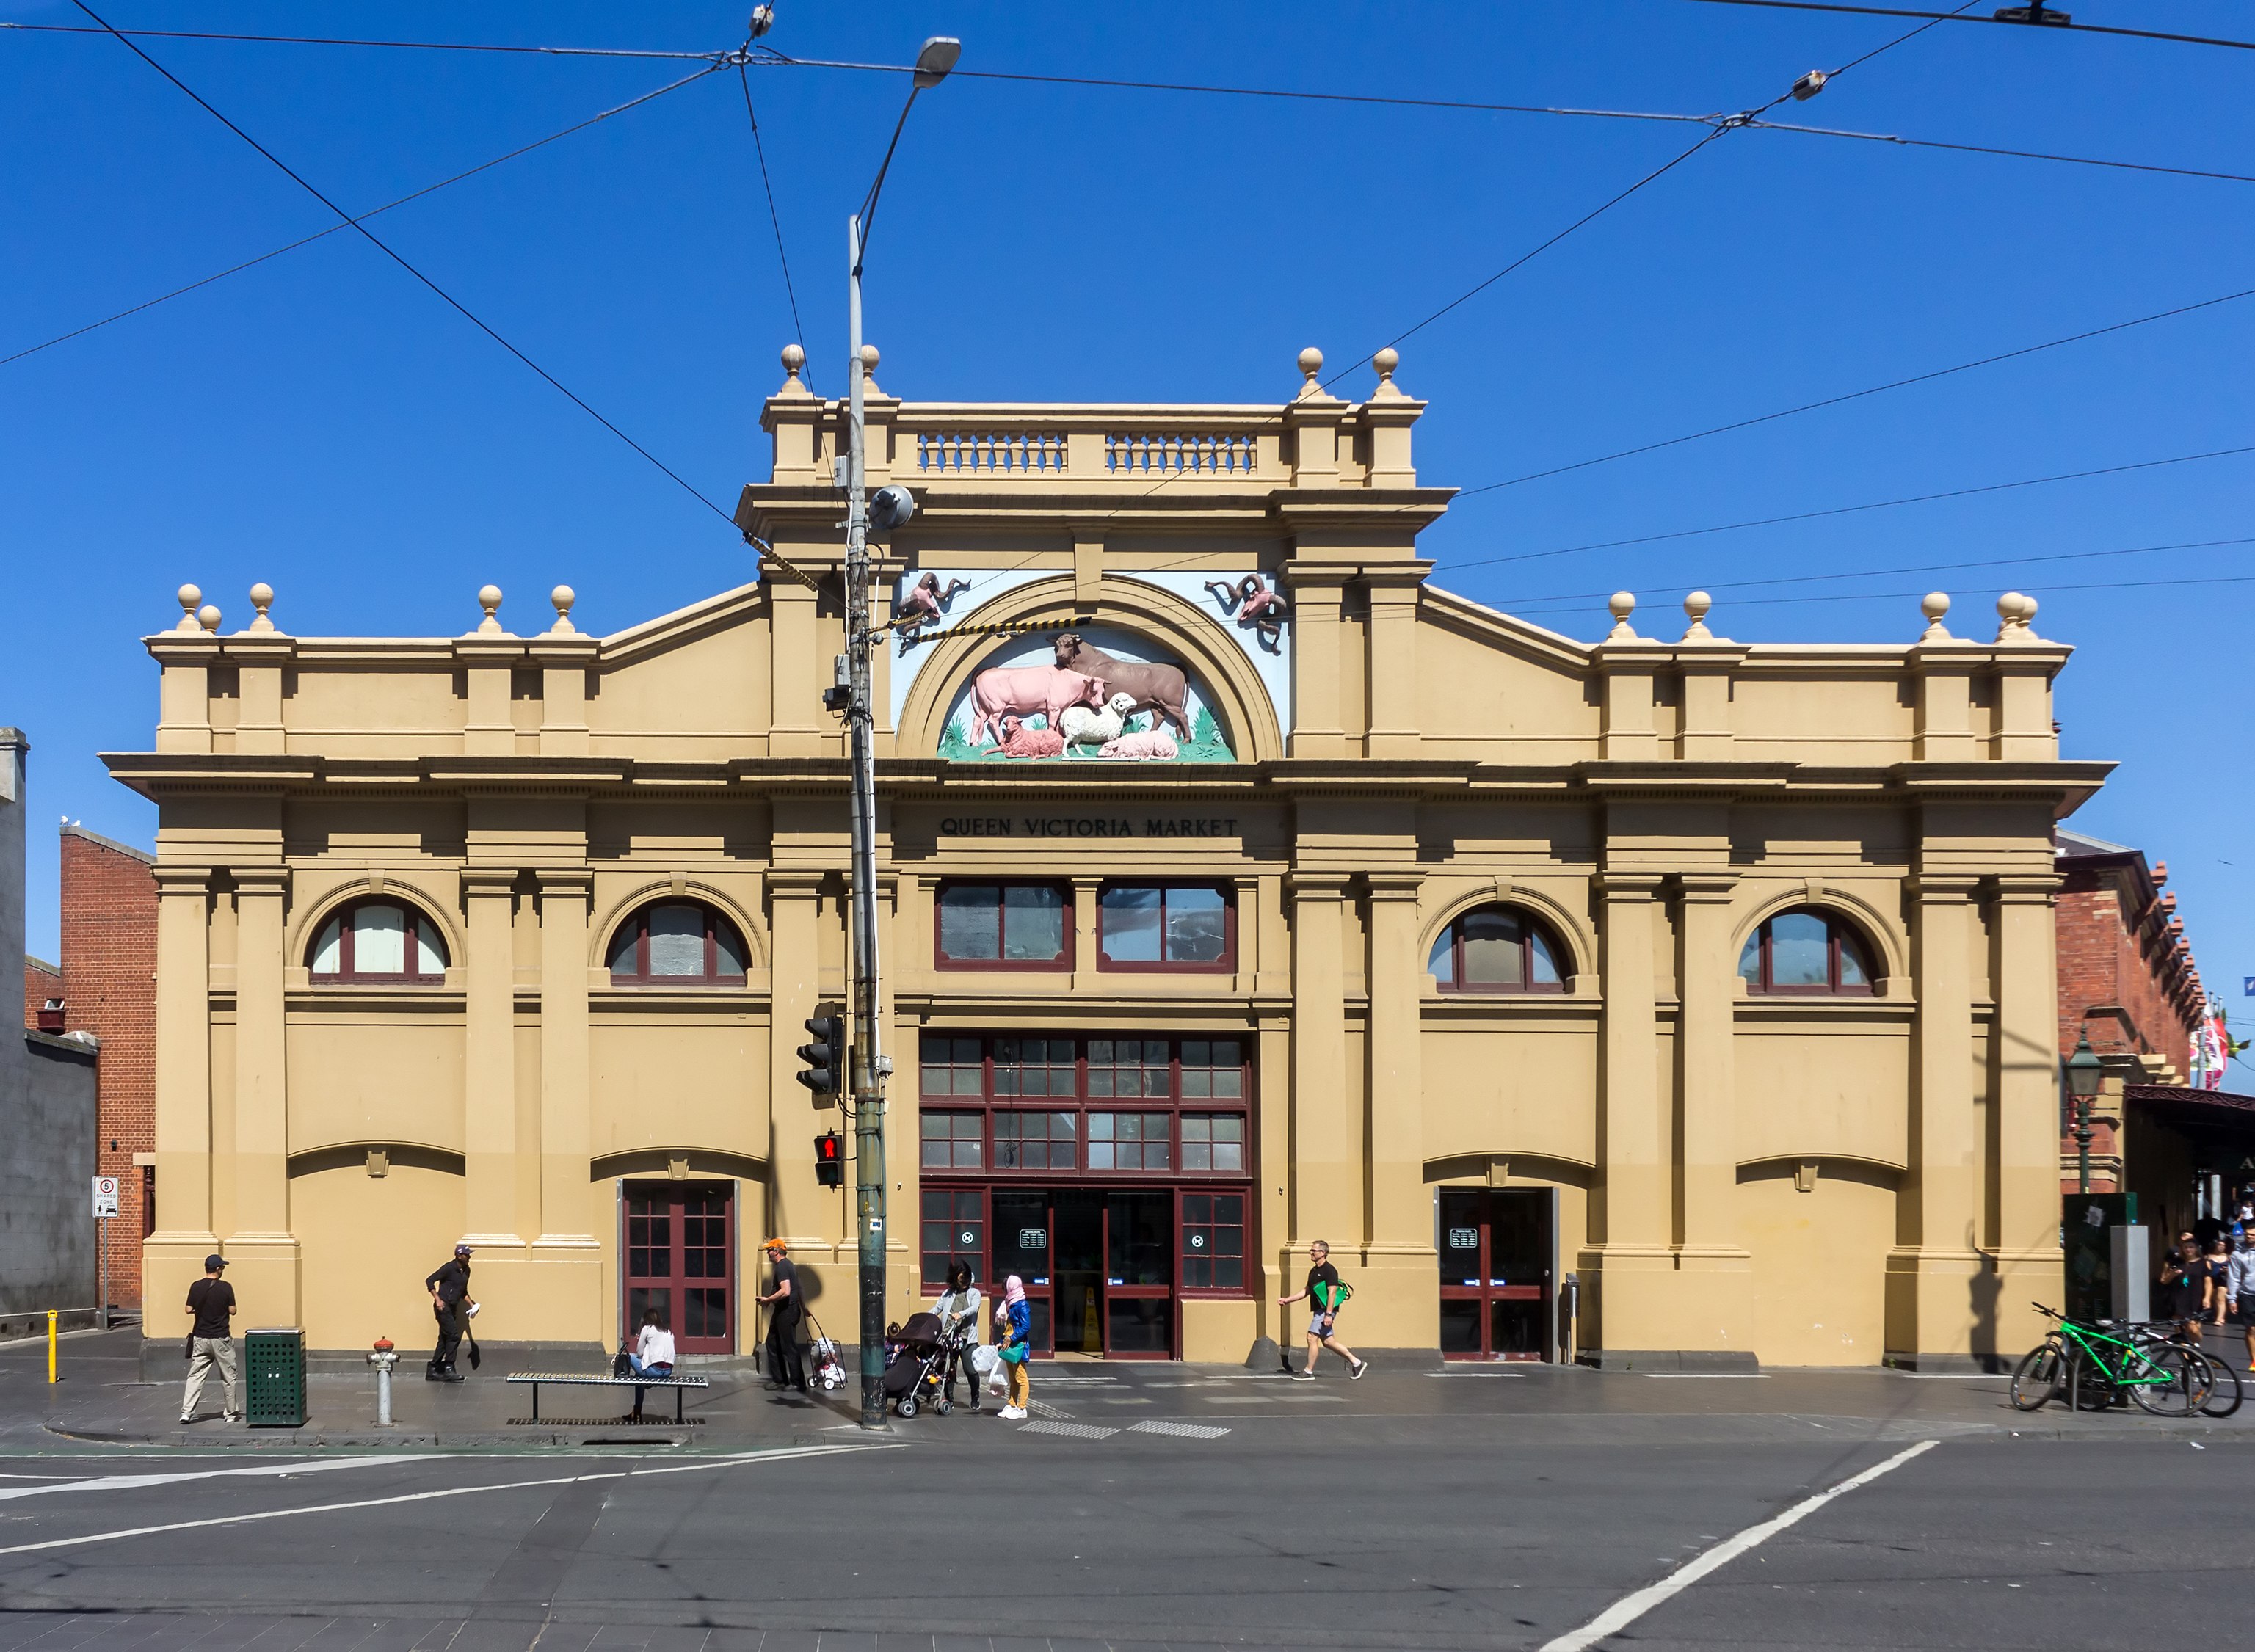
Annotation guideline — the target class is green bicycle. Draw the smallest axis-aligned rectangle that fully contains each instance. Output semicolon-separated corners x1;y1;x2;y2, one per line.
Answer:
2011;1303;2213;1416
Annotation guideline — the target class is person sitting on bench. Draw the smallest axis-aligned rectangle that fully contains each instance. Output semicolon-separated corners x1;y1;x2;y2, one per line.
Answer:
626;1308;675;1419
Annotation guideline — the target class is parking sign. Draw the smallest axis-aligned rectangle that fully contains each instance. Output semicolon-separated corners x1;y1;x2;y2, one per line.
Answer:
90;1176;119;1218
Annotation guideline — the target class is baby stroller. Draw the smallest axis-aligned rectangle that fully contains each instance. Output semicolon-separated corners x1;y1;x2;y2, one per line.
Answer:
881;1311;950;1417
805;1312;848;1392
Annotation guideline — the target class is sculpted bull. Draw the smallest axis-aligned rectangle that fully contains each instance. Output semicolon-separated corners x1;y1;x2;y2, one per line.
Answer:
968;664;1103;746
1051;633;1193;740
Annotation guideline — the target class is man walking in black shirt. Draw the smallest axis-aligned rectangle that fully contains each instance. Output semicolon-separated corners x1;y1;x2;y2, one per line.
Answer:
425;1243;476;1381
180;1253;238;1424
757;1238;809;1394
1276;1239;1369;1380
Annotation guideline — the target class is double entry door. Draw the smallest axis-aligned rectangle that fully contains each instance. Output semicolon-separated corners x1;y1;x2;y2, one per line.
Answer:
1439;1187;1555;1361
990;1188;1174;1358
623;1181;735;1353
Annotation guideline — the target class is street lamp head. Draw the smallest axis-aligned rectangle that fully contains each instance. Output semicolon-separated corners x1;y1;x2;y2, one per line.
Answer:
2066;1030;2104;1101
913;35;961;88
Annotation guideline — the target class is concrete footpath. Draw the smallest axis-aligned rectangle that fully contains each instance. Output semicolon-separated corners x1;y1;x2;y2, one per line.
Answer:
8;1325;2255;1454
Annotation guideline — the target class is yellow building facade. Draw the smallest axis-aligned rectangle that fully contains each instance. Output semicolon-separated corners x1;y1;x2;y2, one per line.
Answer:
117;347;2103;1370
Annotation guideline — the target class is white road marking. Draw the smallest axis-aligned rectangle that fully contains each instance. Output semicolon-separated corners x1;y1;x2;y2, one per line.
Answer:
0;1455;439;1504
0;1443;895;1560
1643;1373;1768;1379
1538;1439;1938;1652
1424;1370;1528;1378
1126;1421;1230;1439
1017;1421;1119;1440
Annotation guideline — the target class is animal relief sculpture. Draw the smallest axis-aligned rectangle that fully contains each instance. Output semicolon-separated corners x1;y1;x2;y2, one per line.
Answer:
1053;632;1192;738
896;573;973;637
1204;573;1289;650
968;665;1104;746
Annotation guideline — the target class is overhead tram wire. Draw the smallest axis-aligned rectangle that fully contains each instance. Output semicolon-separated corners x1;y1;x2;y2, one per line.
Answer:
1682;0;2255;54
1472;283;2255;495
1438;441;2255;575
68;0;736;531
0;21;719;57
1;62;729;371
1485;533;2255;609
739;65;811;387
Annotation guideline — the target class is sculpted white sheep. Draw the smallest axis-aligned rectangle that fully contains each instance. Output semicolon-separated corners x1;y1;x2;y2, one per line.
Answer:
1058;692;1137;748
1097;729;1180;761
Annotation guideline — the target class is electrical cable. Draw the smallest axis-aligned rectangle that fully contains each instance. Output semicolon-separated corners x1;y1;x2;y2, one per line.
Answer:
1752;117;2255;188
1682;0;2255;54
739;65;810;389
1504;569;2255;619
0;21;717;58
68;0;736;528
1482;532;2255;608
1474;283;2255;495
1;63;726;372
1441;442;2255;573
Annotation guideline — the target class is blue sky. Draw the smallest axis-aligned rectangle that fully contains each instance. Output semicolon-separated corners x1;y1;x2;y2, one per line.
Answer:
2;1;2247;1025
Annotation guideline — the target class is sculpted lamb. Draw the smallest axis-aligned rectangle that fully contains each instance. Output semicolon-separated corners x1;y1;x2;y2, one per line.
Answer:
1058;691;1137;748
1097;729;1180;761
995;714;1066;759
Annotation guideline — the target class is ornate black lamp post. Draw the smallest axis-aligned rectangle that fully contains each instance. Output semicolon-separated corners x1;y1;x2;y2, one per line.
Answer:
2066;1030;2104;1195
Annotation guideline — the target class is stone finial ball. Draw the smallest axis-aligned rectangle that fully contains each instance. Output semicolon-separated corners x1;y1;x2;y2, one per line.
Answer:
479;583;503;610
860;343;879;371
781;342;805;375
249;582;274;608
1373;347;1399;379
551;585;576;613
1997;591;2037;625
1684;591;1713;621
197;605;222;631
178;583;202;611
1297;346;1324;379
1608;591;1636;621
1920;592;1951;622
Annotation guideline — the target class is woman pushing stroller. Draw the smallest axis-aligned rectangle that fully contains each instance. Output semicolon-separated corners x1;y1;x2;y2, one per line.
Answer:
935;1262;984;1413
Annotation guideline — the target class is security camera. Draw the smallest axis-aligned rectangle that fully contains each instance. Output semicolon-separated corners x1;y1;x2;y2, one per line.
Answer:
868;485;916;533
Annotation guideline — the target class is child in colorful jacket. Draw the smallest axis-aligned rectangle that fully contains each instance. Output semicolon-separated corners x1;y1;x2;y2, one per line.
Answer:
995;1275;1032;1419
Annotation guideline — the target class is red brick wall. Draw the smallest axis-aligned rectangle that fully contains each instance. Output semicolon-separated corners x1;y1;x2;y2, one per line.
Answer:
2055;866;2196;1071
52;829;157;1309
22;956;62;1033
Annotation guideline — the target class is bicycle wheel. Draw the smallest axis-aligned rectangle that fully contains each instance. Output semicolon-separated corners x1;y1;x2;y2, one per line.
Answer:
2010;1342;2063;1411
2127;1342;2212;1417
2199;1351;2243;1419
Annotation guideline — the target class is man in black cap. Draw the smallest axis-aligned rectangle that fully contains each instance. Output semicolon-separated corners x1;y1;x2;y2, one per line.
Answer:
180;1253;238;1423
424;1243;477;1381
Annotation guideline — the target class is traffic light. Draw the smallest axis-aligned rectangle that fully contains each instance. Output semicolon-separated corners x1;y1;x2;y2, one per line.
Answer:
796;1013;844;1096
813;1129;844;1189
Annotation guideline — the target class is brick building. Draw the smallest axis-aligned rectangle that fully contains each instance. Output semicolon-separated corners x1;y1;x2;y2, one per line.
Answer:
18;823;157;1309
2055;826;2251;1238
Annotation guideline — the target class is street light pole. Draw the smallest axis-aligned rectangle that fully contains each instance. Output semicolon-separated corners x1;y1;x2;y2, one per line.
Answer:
2066;1030;2103;1196
841;35;959;1431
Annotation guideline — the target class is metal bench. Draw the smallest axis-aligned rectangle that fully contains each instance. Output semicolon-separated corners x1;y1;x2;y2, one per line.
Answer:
504;1370;711;1423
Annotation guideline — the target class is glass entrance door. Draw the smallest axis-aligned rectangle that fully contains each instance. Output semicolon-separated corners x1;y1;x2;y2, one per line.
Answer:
991;1190;1053;1353
1051;1190;1105;1353
1439;1187;1553;1361
1105;1190;1173;1356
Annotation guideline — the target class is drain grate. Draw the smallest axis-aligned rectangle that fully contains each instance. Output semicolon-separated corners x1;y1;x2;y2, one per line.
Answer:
1127;1420;1231;1439
1017;1419;1120;1440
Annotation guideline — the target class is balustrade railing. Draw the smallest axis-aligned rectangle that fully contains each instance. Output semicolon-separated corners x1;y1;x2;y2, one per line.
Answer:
1104;431;1262;475
915;429;1069;474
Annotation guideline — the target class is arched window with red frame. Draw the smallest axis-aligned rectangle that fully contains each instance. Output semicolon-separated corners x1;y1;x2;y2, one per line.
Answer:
309;899;449;984
606;901;749;986
1427;906;1567;994
1737;907;1876;995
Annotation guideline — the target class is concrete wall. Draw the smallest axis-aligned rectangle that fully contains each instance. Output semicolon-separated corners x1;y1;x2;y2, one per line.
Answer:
0;730;101;1318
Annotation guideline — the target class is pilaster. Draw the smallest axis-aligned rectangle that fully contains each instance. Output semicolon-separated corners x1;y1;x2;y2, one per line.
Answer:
1362;570;1426;759
1362;873;1437;1344
534;868;595;1245
1287;872;1352;1248
462;867;523;1246
225;865;299;1325
148;866;217;1325
1285;569;1350;758
1989;873;2063;1360
767;870;832;1248
1672;872;1751;1346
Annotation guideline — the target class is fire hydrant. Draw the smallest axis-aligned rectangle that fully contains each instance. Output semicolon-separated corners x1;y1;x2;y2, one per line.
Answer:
368;1337;398;1425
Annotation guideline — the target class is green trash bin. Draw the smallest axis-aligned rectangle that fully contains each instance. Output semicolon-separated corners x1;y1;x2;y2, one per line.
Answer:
243;1327;306;1427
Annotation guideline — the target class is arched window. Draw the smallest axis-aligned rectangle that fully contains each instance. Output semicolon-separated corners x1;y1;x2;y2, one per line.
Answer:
607;901;749;986
1427;906;1567;994
1738;908;1875;995
310;900;449;983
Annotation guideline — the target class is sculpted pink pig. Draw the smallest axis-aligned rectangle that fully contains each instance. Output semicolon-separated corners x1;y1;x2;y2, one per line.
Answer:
969;666;1103;746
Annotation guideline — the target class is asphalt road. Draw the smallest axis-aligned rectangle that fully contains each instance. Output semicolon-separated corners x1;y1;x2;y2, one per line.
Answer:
0;1404;2240;1652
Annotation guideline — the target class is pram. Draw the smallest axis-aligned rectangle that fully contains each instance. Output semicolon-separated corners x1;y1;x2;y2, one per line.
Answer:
881;1311;950;1417
805;1312;848;1392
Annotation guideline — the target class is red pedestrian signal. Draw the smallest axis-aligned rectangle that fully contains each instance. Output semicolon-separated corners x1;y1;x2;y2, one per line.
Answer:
813;1129;844;1188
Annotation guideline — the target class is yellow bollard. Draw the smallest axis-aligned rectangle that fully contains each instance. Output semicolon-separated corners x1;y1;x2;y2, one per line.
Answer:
46;1310;58;1384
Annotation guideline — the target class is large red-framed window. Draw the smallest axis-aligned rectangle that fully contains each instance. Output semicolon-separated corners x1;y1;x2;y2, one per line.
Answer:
623;1180;735;1353
934;884;1071;970
1097;886;1234;972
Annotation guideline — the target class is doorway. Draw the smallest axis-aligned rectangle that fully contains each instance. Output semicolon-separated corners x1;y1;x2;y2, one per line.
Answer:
980;1187;1177;1357
1439;1187;1555;1361
623;1180;735;1354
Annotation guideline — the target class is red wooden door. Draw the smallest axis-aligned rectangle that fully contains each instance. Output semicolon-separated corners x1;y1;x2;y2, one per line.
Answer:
624;1181;735;1354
